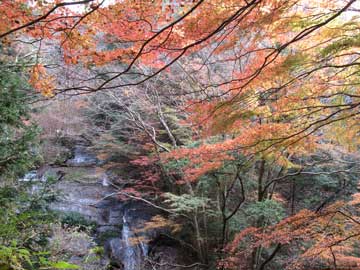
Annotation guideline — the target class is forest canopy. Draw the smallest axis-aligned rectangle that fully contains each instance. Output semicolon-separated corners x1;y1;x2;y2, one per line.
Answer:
1;0;360;270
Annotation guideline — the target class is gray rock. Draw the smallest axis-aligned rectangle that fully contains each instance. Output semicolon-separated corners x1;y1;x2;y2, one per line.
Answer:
66;146;99;167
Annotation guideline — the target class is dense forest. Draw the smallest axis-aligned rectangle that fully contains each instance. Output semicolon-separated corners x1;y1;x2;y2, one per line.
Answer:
1;0;360;270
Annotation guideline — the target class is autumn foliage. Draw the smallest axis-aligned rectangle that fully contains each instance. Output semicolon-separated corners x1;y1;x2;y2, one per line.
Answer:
1;0;360;269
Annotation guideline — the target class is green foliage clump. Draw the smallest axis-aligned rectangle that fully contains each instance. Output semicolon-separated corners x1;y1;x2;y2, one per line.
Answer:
163;192;217;216
0;181;67;270
320;34;360;57
163;158;189;173
0;61;80;270
60;212;96;231
0;244;78;270
0;244;32;270
245;200;285;226
281;53;308;72
0;63;40;180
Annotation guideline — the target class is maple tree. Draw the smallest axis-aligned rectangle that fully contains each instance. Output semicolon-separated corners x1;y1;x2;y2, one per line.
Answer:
1;0;360;269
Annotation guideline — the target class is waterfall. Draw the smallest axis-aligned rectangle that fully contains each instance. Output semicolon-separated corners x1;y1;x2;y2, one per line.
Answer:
67;146;97;166
122;214;137;270
102;174;110;186
122;213;148;270
72;152;87;164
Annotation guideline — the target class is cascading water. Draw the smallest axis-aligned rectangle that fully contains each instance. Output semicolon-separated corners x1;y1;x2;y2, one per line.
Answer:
121;211;148;270
102;174;110;187
67;146;98;167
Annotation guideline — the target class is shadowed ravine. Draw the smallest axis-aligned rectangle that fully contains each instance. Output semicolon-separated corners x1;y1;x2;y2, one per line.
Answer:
21;137;195;270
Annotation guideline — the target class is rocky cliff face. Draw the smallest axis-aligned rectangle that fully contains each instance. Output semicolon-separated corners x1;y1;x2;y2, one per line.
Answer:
28;136;197;270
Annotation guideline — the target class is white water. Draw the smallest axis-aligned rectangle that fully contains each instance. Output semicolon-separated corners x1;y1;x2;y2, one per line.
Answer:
73;154;87;164
102;174;110;187
122;215;138;270
19;171;37;182
122;213;148;270
19;171;47;182
72;148;91;164
67;147;97;166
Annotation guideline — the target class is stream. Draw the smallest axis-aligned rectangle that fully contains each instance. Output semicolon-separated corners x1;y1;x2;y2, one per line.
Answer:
121;211;149;270
20;139;194;270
